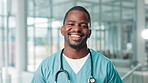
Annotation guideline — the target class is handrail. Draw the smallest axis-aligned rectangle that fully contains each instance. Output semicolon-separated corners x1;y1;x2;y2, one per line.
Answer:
121;63;142;81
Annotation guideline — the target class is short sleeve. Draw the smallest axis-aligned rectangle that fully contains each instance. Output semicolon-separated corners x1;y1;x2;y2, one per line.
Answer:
107;61;123;83
31;63;46;83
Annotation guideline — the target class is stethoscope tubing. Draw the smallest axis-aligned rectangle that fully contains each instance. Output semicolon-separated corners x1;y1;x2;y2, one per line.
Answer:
55;48;95;83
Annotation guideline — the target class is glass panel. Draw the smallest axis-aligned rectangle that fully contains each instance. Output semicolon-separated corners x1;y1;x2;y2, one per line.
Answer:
122;0;136;7
112;1;120;6
102;22;122;58
145;6;148;26
9;16;16;28
102;0;121;5
0;28;3;67
50;28;62;53
34;18;49;28
35;0;51;17
53;0;70;5
101;5;121;21
121;23;134;59
28;0;35;17
34;28;48;69
0;0;4;68
3;29;7;63
78;0;99;3
0;0;2;15
112;6;120;20
102;4;113;21
3;17;8;28
28;0;51;17
91;5;100;22
77;2;100;25
77;2;100;30
92;21;100;30
27;17;49;28
28;28;50;71
122;7;135;22
88;28;97;50
0;18;1;28
77;1;93;8
11;0;16;15
52;2;73;19
3;0;7;15
145;0;148;4
28;27;35;72
46;27;64;54
8;28;15;66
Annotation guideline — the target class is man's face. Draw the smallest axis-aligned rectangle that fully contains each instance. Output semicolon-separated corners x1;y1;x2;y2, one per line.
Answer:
61;10;91;49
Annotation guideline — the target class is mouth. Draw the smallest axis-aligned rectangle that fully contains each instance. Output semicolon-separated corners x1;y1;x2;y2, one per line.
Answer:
68;32;84;41
71;34;81;37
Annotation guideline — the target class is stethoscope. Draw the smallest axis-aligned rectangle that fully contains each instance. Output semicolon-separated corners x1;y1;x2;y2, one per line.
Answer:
55;48;96;83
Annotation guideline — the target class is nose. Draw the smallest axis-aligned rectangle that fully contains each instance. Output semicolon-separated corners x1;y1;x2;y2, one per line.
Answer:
73;24;82;32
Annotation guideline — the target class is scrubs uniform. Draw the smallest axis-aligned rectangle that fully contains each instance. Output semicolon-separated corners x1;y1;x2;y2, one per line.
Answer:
32;49;122;83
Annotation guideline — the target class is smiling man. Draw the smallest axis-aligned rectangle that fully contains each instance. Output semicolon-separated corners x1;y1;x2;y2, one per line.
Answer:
32;6;122;83
61;8;91;59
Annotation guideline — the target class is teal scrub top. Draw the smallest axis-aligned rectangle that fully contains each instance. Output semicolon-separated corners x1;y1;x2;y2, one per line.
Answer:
32;49;122;83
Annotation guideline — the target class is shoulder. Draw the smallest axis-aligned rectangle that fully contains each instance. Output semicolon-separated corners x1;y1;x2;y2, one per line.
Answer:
32;50;62;82
40;50;62;68
90;49;114;72
91;49;122;82
35;49;62;74
91;49;111;64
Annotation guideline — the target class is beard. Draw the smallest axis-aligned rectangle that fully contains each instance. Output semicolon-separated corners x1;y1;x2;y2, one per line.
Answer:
69;42;86;49
65;35;88;49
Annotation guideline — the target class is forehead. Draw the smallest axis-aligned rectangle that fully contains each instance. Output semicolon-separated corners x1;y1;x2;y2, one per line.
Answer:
65;10;89;22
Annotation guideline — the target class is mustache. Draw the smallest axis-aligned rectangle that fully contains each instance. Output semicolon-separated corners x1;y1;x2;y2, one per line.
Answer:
68;31;84;36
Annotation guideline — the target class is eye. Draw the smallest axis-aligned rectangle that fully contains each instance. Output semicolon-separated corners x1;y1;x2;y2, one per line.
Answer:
80;24;88;29
67;23;74;26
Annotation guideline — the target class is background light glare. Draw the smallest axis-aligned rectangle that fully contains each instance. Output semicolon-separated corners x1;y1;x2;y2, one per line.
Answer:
142;29;148;39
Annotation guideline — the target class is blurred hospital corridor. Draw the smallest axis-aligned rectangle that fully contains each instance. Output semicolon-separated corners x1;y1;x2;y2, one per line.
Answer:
0;0;148;83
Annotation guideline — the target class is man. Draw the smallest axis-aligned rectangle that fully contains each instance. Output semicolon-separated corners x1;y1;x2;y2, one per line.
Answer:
32;6;122;83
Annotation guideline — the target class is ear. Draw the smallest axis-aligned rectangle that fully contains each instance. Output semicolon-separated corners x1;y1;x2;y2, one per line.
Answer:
88;29;91;38
61;26;64;36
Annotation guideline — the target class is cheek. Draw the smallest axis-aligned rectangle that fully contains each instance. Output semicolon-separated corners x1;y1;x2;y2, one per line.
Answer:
84;30;91;37
88;32;91;38
65;27;72;31
61;27;69;35
88;30;91;38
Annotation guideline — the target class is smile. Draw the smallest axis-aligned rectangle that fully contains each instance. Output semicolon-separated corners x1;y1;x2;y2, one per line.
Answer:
68;32;84;41
71;34;81;37
70;34;82;41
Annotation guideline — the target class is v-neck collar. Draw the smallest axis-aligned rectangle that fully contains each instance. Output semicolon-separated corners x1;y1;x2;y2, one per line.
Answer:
62;54;91;76
63;54;89;74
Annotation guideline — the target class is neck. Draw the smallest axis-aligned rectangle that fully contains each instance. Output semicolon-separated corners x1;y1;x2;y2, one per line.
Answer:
63;46;89;59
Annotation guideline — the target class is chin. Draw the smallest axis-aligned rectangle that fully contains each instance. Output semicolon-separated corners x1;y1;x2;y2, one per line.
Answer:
69;43;86;49
70;45;82;49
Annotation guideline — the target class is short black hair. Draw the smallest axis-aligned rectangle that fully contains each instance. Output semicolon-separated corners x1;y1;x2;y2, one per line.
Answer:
63;6;91;26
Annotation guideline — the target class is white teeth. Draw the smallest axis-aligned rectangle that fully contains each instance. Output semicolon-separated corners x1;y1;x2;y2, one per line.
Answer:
71;35;80;37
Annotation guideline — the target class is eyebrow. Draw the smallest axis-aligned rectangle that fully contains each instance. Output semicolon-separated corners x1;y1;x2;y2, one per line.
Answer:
80;22;89;25
67;20;76;23
67;20;89;24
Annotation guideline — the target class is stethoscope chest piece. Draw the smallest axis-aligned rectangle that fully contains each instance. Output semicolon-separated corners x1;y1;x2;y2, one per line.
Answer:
55;49;95;83
88;76;96;83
